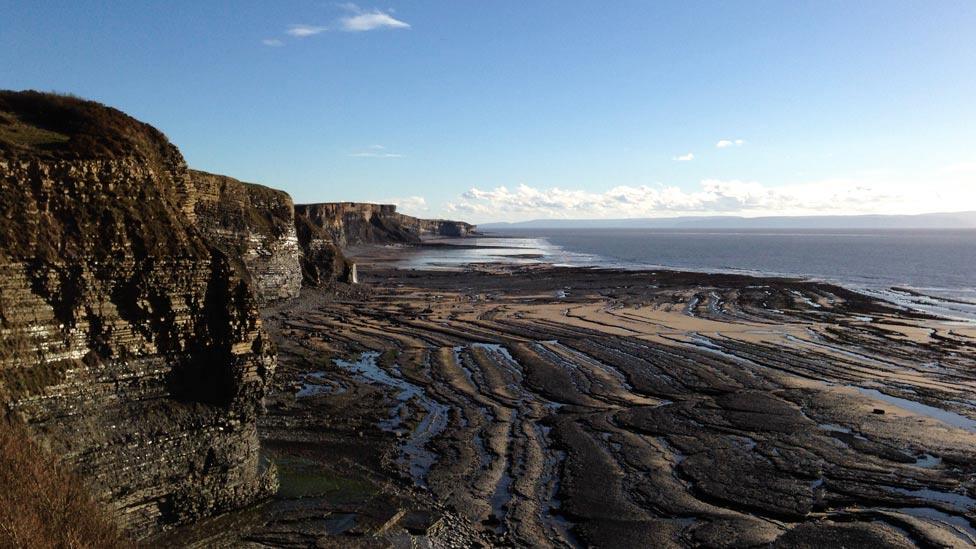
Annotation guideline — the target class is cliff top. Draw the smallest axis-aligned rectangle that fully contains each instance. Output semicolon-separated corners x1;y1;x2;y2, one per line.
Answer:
296;202;398;209
0;91;202;263
190;169;296;238
0;90;176;162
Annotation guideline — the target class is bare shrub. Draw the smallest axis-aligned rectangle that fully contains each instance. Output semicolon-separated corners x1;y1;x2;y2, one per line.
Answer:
0;419;127;548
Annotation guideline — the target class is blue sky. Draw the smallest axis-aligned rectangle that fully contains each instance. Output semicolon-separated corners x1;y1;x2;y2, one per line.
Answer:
2;1;975;222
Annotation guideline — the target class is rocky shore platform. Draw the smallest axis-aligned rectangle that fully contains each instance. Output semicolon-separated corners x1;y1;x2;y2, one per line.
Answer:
163;260;976;548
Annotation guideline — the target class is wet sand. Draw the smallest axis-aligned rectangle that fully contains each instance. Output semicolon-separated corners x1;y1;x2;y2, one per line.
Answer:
166;256;976;548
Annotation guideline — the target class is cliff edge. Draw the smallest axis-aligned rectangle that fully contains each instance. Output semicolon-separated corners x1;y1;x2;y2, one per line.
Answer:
0;90;476;540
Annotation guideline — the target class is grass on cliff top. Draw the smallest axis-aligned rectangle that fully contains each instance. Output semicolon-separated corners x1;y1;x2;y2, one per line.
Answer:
0;419;126;548
242;181;294;235
0;111;70;149
0;90;175;161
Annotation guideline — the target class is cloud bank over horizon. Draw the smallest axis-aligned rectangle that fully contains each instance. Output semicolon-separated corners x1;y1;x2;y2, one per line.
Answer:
442;165;976;223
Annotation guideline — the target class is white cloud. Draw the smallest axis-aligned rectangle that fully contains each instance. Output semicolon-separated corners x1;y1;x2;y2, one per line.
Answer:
262;38;284;47
277;6;408;42
286;24;328;37
386;196;428;215
673;153;694;162
716;139;745;148
348;144;404;158
445;169;976;222
339;4;410;31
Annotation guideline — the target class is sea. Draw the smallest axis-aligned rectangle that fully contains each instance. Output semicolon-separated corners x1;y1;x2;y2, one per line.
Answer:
402;228;976;321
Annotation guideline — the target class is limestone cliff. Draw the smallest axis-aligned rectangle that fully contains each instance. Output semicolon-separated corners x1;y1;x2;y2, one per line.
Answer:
0;91;276;537
292;202;473;285
294;202;474;247
392;211;477;239
190;170;302;302
294;213;353;286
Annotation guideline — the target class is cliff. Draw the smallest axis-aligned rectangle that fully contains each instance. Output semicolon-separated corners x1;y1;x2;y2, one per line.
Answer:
0;91;276;537
0;91;475;540
392;211;476;239
293;203;473;286
294;202;475;247
190;170;302;302
293;214;353;286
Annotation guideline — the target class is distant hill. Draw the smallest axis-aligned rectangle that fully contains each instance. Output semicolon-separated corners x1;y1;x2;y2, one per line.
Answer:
479;211;976;230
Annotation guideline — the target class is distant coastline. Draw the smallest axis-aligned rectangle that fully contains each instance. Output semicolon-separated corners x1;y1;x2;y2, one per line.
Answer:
479;211;976;230
381;229;976;322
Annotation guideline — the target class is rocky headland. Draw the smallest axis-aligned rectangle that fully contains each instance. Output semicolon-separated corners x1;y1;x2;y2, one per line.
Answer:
295;202;475;248
0;91;472;542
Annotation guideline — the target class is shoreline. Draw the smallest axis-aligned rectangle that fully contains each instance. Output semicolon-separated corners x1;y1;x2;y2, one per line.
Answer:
348;239;976;323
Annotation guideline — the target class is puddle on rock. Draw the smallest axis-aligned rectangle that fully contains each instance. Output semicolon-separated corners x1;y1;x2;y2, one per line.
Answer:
334;352;450;487
854;387;976;434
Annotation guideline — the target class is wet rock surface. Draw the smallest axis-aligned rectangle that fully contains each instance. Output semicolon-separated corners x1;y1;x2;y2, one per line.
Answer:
202;264;976;548
5;92;974;547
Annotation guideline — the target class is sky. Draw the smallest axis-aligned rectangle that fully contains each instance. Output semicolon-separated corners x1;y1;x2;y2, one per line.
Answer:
2;1;975;223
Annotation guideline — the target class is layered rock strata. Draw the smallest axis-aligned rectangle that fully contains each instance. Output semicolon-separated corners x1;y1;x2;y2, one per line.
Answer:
292;202;474;286
0;90;477;540
190;170;302;302
294;202;475;248
293;212;352;286
0;92;276;537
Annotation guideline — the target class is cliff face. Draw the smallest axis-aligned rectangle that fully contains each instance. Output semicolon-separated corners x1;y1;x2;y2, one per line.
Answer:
0;92;276;537
294;202;475;247
392;213;476;239
294;214;352;286
292;203;473;286
190;170;302;302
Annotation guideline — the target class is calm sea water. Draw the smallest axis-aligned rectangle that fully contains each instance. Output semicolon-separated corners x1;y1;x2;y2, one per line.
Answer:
406;228;976;320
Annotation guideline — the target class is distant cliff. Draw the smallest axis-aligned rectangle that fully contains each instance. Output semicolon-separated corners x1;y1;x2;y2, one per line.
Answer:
293;202;474;286
294;202;475;247
293;213;352;286
0;91;276;537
